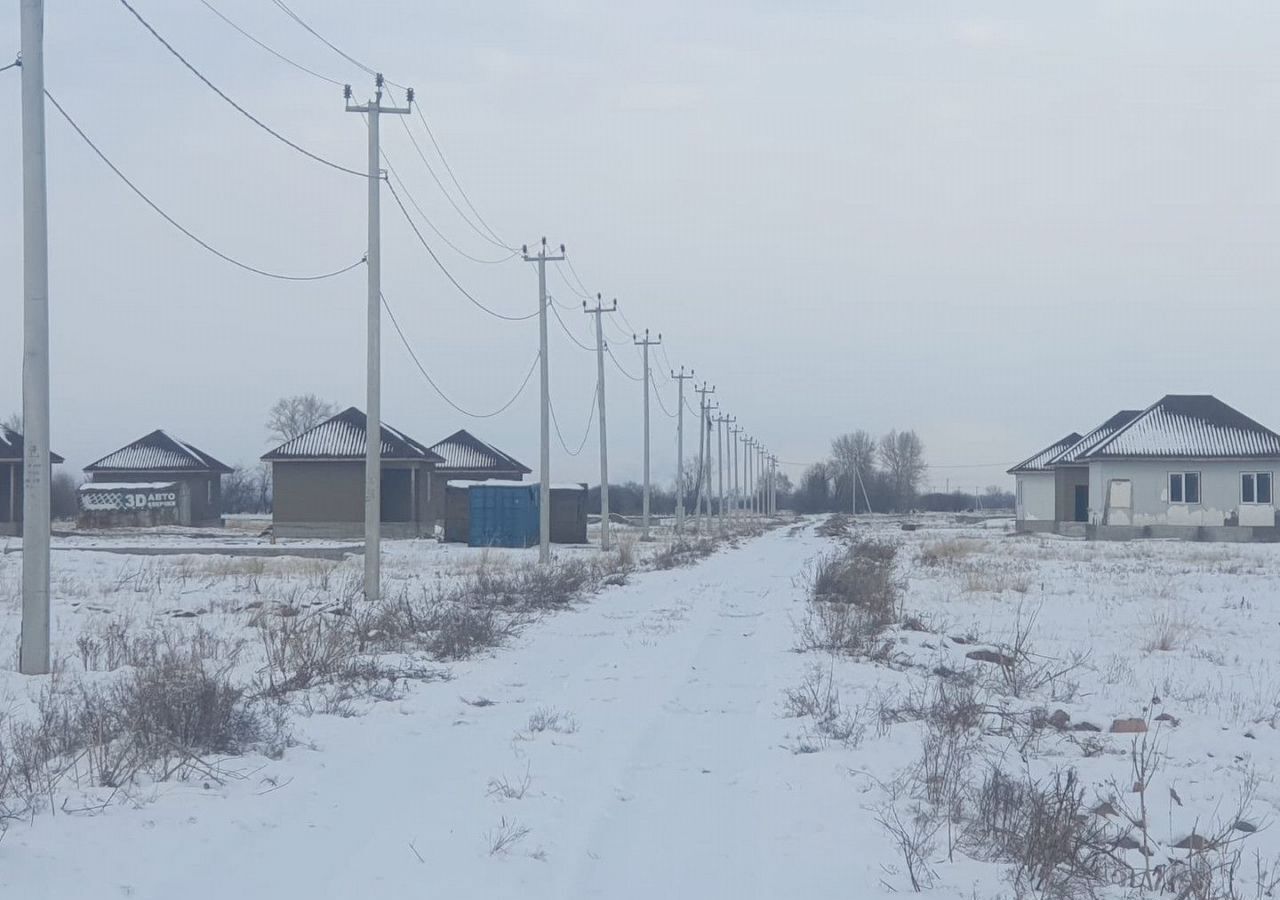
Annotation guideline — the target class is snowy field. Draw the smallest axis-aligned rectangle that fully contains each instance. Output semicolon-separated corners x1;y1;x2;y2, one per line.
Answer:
1;517;1278;898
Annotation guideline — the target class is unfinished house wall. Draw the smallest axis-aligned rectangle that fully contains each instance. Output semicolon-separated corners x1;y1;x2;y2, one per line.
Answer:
1014;472;1055;531
1054;466;1090;523
1087;459;1279;537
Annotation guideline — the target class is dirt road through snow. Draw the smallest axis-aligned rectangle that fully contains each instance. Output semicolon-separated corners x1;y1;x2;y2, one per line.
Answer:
4;524;894;899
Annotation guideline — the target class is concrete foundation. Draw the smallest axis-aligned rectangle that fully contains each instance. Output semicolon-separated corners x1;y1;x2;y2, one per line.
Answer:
1086;524;1280;543
271;521;431;540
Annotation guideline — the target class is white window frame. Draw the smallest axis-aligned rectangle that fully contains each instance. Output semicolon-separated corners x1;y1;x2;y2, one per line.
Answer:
1169;471;1201;505
1241;472;1273;505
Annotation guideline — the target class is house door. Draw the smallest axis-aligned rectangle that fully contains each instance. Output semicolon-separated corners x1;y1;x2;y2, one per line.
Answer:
1073;485;1088;522
1105;479;1132;526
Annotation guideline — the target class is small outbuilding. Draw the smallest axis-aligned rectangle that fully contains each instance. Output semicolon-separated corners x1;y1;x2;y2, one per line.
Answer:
1;427;64;536
445;481;590;546
82;430;229;527
425;429;530;529
549;483;589;544
262;407;443;539
468;482;539;548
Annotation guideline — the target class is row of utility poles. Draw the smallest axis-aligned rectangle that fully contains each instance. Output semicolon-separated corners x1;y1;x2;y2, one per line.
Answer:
14;0;782;674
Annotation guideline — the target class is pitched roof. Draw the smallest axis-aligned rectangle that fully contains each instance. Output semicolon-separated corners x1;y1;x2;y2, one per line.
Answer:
0;427;64;464
1049;410;1143;466
427;429;530;474
1008;433;1083;475
261;407;444;462
86;429;230;473
1080;395;1280;460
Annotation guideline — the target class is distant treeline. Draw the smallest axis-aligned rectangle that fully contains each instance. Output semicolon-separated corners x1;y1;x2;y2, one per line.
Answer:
792;430;927;513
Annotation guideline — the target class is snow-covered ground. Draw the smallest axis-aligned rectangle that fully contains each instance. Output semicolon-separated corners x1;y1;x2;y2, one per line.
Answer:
2;518;1279;897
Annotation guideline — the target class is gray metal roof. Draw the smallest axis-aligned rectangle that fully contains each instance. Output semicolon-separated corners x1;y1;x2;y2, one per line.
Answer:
262;407;444;462
1080;395;1280;460
0;427;64;464
85;430;228;473
1008;432;1083;475
1049;410;1143;466
427;429;530;474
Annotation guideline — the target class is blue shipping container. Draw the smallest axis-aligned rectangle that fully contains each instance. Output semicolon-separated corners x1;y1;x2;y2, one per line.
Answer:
468;483;540;548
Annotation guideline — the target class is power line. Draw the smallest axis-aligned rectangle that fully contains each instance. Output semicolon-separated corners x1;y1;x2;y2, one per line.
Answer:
46;89;365;282
563;253;595;299
386;179;538;321
268;0;404;86
384;93;512;252
196;0;344;86
382;292;538;418
553;260;593;300
549;378;599;457
237;4;511;250
0;57;18;74
383;152;517;265
651;372;677;418
549;301;596;352
607;344;643;381
118;0;364;177
413;104;511;249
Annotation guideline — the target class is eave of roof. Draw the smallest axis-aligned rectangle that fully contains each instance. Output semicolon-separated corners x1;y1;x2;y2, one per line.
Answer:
1008;433;1083;475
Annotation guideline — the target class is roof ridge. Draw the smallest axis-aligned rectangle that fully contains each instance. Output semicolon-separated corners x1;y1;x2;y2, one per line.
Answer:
1079;395;1280;460
1082;396;1163;458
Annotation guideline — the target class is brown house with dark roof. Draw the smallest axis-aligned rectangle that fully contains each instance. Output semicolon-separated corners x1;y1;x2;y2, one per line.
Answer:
1;427;64;536
83;429;231;526
262;407;443;539
425;429;530;530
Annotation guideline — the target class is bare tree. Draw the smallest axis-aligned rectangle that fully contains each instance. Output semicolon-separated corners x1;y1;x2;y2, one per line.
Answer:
266;395;337;445
2;412;21;434
879;430;927;512
830;431;876;511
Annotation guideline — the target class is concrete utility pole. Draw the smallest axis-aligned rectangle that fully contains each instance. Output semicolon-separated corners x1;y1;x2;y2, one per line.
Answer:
752;445;762;517
522;238;565;565
671;367;694;532
694;383;715;531
20;0;51;675
714;413;733;532
728;423;742;521
747;438;758;518
584;294;617;551
346;76;412;604
770;455;778;515
633;329;661;540
704;401;719;524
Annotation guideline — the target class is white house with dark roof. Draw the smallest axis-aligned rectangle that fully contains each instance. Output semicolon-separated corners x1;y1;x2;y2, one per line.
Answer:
1013;395;1280;541
1075;395;1280;539
1008;432;1081;532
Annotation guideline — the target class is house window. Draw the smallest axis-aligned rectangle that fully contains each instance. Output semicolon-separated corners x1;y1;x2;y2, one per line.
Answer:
1241;472;1273;505
1169;472;1200;504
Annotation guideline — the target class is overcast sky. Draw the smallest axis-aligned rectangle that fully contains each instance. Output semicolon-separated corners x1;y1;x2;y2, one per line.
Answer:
3;1;1280;492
